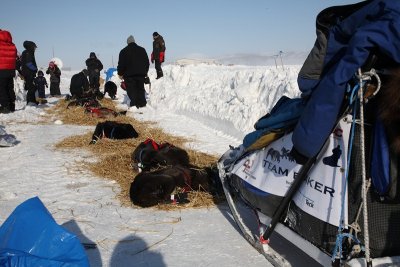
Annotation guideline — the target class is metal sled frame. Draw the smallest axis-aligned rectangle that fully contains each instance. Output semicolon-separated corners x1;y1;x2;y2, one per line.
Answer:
219;162;331;266
219;165;400;267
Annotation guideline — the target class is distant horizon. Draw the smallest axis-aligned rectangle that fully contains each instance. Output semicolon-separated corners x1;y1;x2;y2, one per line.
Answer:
42;51;309;71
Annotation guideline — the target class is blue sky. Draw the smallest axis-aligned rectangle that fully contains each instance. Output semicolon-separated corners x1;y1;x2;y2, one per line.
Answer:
1;0;359;70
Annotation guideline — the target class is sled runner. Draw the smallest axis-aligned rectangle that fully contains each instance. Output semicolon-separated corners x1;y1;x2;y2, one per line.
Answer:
218;1;400;266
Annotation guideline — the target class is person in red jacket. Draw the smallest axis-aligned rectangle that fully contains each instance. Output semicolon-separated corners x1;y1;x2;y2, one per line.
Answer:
0;29;17;113
151;32;166;79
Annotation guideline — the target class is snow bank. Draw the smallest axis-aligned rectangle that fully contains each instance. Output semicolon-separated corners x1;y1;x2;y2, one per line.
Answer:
145;64;302;140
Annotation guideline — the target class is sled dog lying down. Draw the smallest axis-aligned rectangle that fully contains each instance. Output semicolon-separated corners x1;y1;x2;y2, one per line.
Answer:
66;96;101;109
84;106;127;119
104;81;117;99
90;121;139;144
129;165;220;207
131;138;190;171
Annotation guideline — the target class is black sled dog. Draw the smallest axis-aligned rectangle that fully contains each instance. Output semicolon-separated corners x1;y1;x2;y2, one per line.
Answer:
131;138;190;171
104;81;117;100
90;121;139;144
129;165;219;207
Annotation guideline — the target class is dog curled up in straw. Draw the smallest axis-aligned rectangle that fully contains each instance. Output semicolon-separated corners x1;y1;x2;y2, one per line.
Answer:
129;138;223;207
130;165;219;207
89;121;139;144
131;138;190;172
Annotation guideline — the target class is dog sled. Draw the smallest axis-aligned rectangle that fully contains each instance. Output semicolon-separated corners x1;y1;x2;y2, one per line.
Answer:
218;1;400;266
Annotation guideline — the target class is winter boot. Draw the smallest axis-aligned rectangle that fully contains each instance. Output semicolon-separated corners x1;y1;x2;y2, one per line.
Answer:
37;98;48;105
156;71;163;79
0;106;11;114
9;102;15;112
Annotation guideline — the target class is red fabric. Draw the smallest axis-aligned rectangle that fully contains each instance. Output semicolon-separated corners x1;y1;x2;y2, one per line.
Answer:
159;52;165;63
143;138;159;150
120;81;126;90
85;107;117;118
0;30;17;70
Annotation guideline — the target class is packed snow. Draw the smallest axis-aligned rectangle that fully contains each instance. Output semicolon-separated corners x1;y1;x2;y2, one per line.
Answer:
0;63;324;266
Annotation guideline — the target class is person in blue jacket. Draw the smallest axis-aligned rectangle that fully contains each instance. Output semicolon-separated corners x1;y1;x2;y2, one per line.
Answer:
21;40;38;105
33;70;48;102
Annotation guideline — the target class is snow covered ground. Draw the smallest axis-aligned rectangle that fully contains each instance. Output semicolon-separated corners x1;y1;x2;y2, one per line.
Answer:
0;64;324;266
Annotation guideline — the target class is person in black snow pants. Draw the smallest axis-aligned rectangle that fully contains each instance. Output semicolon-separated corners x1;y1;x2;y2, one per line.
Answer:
21;40;38;105
85;52;103;95
117;35;150;110
151;32;166;79
33;70;48;103
46;61;61;96
0;29;17;113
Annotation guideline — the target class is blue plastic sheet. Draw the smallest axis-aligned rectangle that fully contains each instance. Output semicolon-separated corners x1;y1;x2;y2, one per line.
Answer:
105;68;117;82
0;197;89;267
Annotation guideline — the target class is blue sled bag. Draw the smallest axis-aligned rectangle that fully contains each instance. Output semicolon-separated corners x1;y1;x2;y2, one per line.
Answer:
371;118;400;203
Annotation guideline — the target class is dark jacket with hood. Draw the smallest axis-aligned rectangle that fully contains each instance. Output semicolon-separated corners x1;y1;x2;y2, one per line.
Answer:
85;52;103;75
117;43;149;79
46;65;61;83
21;41;37;78
70;70;89;97
152;34;166;61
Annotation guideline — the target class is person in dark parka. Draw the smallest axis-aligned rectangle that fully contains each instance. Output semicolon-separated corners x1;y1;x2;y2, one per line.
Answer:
0;30;17;113
69;69;89;98
21;40;38;105
117;35;149;109
85;52;103;94
151;32;166;79
46;61;61;96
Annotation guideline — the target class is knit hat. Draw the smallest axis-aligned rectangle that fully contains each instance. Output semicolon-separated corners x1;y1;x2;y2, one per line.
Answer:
127;35;135;44
152;32;159;37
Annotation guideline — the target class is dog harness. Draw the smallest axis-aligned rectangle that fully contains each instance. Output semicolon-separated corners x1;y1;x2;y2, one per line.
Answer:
175;166;192;192
136;138;175;171
85;106;118;118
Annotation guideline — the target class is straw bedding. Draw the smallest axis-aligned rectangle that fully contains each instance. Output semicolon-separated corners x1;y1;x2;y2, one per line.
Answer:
49;98;222;209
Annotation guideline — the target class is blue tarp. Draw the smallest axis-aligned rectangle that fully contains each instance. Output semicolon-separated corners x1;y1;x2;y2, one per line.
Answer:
0;197;89;267
104;68;117;82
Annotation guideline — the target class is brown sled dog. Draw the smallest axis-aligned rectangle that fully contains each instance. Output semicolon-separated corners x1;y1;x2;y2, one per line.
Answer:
129;165;215;207
377;67;400;153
